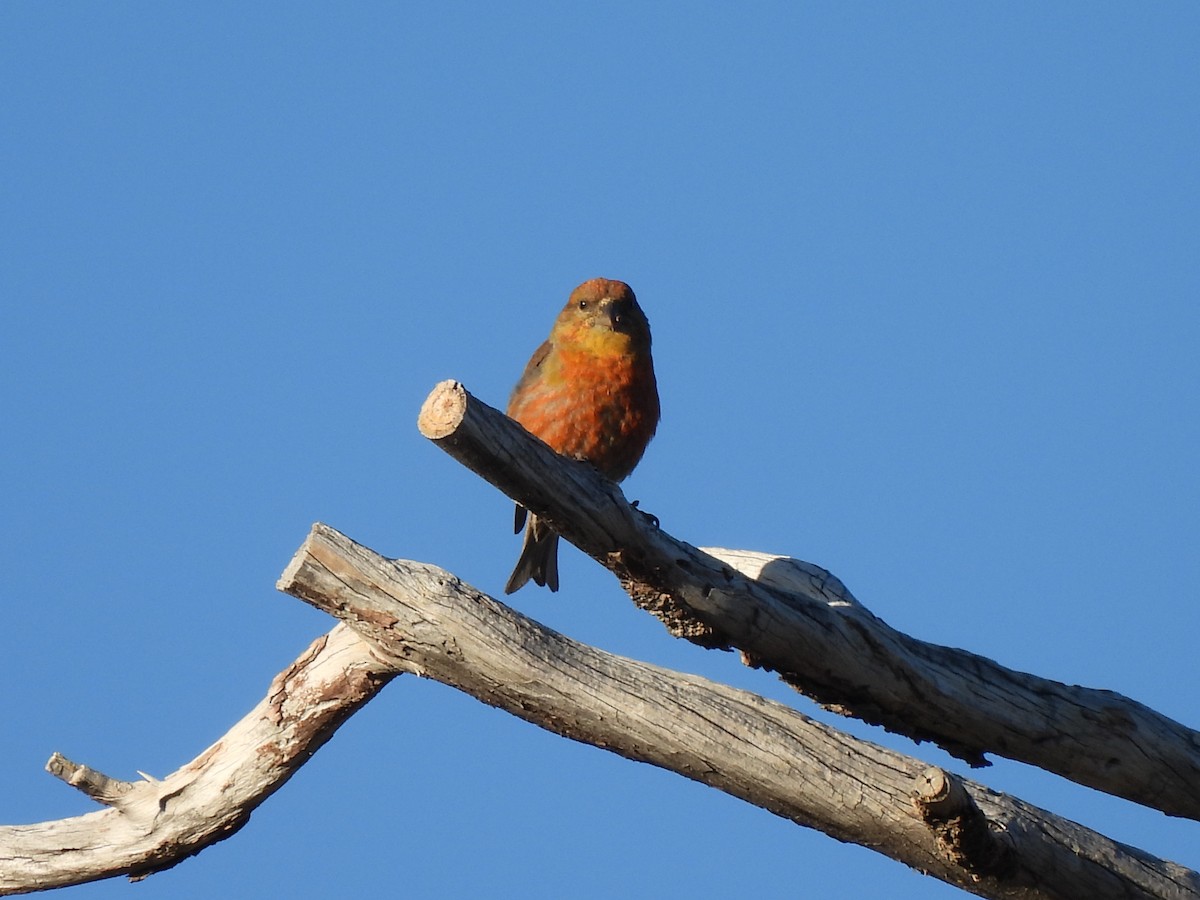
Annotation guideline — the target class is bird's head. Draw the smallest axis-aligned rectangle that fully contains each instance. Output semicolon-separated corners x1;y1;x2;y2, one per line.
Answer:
553;278;652;355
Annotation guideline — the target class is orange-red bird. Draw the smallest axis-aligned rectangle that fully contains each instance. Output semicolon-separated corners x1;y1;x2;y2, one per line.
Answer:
504;278;660;593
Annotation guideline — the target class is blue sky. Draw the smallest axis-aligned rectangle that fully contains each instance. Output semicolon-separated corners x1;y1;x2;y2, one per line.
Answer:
2;4;1197;898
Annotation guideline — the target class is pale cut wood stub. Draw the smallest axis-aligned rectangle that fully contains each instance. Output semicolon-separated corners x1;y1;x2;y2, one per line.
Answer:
416;379;465;440
913;767;1013;879
0;625;394;895
416;379;1200;822
45;754;134;808
275;523;1198;900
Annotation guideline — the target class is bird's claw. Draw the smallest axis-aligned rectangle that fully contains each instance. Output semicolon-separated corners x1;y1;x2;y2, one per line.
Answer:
630;500;660;529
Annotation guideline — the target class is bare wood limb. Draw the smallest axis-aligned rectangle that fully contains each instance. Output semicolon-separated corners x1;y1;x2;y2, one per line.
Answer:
278;523;1200;900
0;625;394;895
5;523;1194;898
416;379;1200;821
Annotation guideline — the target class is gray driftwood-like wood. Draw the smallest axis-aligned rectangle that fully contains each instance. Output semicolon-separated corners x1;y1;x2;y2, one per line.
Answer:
277;523;1198;900
417;379;1200;821
1;379;1193;897
0;626;393;895
2;525;1194;898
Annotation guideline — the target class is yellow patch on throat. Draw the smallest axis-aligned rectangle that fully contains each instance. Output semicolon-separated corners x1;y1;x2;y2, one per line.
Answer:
573;324;637;356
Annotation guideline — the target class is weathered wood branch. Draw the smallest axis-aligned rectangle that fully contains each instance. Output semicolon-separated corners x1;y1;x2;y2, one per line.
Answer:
278;523;1199;900
416;379;1200;820
0;625;394;895
4;524;1194;898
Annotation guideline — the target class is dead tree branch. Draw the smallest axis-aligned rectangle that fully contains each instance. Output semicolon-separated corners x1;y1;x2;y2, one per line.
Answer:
416;378;1200;821
0;625;393;895
3;524;1195;899
277;523;1199;900
2;379;1193;896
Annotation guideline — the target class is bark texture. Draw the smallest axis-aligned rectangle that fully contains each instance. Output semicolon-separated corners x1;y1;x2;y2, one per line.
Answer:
3;524;1195;898
417;379;1200;821
2;378;1195;897
0;626;393;895
277;524;1199;900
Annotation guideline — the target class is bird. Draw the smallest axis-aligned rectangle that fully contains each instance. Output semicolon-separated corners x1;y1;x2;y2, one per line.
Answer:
504;277;660;594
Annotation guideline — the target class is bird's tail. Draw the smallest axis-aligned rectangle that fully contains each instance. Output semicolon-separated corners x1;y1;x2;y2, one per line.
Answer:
505;509;560;594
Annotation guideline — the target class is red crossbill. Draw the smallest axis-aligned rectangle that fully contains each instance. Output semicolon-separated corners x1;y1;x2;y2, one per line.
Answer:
504;278;660;594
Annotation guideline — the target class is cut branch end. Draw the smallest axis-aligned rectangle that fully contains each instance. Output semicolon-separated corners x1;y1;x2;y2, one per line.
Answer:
912;766;1012;879
417;379;468;440
46;752;135;808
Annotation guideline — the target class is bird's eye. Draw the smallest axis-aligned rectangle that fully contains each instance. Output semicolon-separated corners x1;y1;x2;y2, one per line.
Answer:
578;300;588;310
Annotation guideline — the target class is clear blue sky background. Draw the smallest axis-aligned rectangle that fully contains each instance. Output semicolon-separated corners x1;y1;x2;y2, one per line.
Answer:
3;4;1197;898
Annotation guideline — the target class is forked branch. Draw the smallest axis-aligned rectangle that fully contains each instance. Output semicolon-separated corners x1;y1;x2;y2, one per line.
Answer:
2;526;1195;899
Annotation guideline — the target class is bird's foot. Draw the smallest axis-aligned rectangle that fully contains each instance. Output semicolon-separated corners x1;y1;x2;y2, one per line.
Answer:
630;500;660;529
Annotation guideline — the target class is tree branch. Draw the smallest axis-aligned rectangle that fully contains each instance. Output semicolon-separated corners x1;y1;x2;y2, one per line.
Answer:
416;379;1200;821
4;524;1194;899
278;523;1199;900
0;625;393;895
